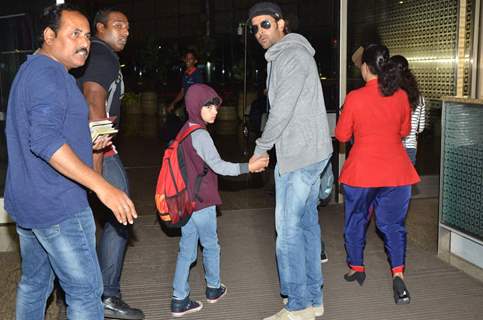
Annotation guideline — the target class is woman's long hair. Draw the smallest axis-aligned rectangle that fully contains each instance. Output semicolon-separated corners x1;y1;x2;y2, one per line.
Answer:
362;44;399;97
389;55;421;111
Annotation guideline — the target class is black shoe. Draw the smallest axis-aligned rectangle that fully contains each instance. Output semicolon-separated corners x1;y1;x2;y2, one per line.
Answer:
317;196;331;208
393;277;410;305
103;296;145;320
344;271;366;286
320;253;328;263
206;284;227;303
171;296;203;317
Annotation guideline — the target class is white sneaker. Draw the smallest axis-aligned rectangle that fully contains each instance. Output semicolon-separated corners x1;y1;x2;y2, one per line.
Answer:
263;308;315;320
312;305;324;317
280;299;319;319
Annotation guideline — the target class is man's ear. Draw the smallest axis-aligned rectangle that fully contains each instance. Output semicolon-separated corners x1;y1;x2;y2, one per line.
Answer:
96;22;105;34
43;27;56;45
277;19;286;33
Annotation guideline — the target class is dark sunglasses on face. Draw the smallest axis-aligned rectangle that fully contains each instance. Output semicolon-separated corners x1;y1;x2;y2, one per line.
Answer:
250;20;272;34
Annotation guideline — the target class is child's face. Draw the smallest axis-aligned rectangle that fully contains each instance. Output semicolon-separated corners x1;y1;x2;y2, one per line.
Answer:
184;53;197;68
201;104;219;124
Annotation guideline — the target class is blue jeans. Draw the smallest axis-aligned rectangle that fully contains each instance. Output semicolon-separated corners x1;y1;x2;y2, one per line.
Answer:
16;207;103;320
172;205;220;300
275;159;328;311
98;154;130;298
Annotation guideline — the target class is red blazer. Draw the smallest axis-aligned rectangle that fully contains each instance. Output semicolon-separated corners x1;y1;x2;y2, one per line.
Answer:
336;79;420;187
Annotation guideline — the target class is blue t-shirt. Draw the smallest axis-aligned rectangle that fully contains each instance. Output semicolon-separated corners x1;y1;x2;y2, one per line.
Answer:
182;67;204;90
4;54;93;228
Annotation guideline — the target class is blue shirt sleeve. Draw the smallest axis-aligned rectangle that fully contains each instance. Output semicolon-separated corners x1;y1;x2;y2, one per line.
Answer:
28;65;68;161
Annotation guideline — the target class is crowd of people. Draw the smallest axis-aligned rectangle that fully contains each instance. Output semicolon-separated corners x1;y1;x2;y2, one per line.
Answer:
3;1;424;320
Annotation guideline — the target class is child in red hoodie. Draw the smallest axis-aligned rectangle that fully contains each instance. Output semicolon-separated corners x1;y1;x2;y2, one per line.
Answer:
170;84;268;317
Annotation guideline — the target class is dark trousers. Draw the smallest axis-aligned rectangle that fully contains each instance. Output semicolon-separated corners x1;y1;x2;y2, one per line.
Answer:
343;184;411;273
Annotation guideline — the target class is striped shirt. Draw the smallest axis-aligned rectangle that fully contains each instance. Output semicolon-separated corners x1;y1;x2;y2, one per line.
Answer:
403;96;426;149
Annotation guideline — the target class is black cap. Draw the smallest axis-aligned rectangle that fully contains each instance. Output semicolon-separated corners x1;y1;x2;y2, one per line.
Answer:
248;2;283;20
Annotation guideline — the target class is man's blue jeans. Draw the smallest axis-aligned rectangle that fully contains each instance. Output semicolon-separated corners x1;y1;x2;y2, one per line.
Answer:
275;158;328;311
16;207;103;320
172;205;220;300
98;154;129;298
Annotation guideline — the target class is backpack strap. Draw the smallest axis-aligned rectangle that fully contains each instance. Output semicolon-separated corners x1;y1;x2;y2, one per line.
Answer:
175;124;204;143
176;124;209;202
175;124;209;202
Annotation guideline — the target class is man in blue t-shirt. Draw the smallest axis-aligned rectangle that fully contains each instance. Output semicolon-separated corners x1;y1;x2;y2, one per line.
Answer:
4;4;137;319
76;8;144;320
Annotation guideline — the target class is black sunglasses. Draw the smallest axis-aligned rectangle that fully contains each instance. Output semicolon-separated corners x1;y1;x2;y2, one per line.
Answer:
250;20;272;34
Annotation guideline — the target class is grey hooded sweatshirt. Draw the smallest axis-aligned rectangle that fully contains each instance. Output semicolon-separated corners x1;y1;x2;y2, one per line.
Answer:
254;33;333;174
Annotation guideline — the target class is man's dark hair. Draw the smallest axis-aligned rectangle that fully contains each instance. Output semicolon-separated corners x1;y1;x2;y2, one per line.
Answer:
38;3;83;47
93;8;120;33
281;17;291;34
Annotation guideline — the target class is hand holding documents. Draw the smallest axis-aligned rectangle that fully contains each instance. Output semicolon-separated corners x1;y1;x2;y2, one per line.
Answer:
89;118;118;143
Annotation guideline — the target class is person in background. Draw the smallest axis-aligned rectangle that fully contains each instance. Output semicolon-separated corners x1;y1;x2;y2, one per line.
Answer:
5;4;137;319
167;50;204;113
76;8;144;319
390;54;426;165
335;44;420;305
249;2;333;319
169;84;268;317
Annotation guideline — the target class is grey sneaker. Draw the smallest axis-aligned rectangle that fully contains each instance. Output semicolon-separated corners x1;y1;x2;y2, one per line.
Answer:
320;253;328;263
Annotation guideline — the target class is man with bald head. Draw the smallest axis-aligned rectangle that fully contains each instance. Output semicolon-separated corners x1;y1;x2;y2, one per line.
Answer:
76;8;144;319
5;4;137;319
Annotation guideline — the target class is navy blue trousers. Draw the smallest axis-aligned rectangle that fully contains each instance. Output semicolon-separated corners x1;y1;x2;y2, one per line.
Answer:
343;184;411;273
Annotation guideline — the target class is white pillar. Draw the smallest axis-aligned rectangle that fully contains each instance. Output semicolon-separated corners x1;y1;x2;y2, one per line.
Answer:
338;0;348;202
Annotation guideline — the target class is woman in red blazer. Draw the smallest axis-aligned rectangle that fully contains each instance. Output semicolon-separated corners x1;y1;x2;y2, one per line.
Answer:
335;44;420;305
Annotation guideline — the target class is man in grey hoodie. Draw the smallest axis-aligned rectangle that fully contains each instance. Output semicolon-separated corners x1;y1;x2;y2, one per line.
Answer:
248;2;333;320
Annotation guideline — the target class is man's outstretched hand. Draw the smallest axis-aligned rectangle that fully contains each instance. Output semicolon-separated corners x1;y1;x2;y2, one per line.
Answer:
95;183;138;225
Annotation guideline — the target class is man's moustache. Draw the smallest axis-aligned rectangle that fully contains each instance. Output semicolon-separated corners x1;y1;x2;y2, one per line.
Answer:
75;48;89;55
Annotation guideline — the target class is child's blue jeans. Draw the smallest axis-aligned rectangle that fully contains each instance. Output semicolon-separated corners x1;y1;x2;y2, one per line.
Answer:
172;205;220;300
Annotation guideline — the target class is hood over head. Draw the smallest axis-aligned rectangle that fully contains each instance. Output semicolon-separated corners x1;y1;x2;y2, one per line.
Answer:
265;33;315;62
185;84;222;126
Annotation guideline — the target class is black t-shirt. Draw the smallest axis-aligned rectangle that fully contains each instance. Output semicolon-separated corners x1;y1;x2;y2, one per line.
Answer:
76;37;124;128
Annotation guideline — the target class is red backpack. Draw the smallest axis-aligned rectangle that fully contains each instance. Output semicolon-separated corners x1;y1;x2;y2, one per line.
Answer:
155;124;208;228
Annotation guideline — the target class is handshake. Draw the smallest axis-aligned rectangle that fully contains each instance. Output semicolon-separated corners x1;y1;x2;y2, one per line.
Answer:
248;153;270;173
